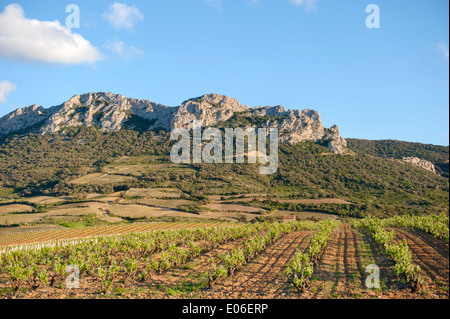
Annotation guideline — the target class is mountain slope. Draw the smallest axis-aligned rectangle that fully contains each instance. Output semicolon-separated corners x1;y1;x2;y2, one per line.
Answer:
0;127;447;218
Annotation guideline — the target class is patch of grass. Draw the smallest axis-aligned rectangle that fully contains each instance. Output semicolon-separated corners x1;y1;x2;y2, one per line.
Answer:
49;214;112;229
329;292;342;299
182;260;200;270
374;280;387;292
353;292;363;299
59;221;86;228
113;287;127;296
164;281;207;297
420;290;430;296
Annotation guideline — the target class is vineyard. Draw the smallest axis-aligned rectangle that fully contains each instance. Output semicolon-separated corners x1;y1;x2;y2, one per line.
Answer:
0;222;225;249
0;215;448;299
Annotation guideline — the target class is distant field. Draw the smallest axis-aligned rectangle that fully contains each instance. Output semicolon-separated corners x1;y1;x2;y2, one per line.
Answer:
0;204;35;214
107;204;180;219
45;201;108;217
205;203;267;213
276;198;354;204
19;196;73;205
0;224;65;235
124;188;183;199
91;192;124;202
70;173;136;185
0;221;226;247
143;163;196;173
0;201;109;224
0;209;101;225
208;194;268;201
216;197;353;205
0;212;49;225
102;163;196;177
0;190;351;228
273;210;339;220
103;164;150;176
130;198;194;209
209;194;353;205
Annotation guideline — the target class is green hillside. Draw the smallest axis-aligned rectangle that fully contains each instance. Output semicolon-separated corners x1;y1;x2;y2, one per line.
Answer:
346;138;449;178
0;127;448;219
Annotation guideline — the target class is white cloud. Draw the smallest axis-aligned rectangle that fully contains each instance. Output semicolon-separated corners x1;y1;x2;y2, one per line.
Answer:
288;0;318;12
105;38;144;60
0;4;101;65
437;42;449;61
102;3;144;31
0;81;17;104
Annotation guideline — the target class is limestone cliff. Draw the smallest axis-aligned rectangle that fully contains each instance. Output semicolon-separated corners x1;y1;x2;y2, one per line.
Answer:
0;92;348;154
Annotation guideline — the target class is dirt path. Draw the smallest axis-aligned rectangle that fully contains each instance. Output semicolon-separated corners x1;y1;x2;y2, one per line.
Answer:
301;225;421;299
394;229;449;296
406;229;449;261
356;228;405;292
198;231;313;299
304;226;368;298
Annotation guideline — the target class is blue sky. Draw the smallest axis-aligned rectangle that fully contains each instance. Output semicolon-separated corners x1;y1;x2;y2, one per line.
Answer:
0;0;448;145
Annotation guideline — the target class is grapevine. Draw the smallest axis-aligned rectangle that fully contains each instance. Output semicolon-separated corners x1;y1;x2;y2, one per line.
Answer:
285;219;340;292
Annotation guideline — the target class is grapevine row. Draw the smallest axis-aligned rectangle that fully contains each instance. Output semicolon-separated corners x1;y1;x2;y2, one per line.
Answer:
0;222;220;247
284;219;340;292
381;214;448;241
354;217;423;292
0;223;258;295
206;221;316;288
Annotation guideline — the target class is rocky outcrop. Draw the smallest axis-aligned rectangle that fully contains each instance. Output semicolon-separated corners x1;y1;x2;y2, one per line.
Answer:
0;104;48;135
0;92;348;154
324;125;348;154
171;94;249;129
402;157;437;174
39;92;176;134
170;96;347;153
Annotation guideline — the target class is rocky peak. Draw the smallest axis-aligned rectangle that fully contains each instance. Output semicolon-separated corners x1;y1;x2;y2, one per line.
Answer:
199;94;249;110
171;94;250;130
40;92;175;134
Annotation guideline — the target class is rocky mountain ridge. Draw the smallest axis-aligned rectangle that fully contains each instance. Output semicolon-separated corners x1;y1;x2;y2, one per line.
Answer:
0;92;347;154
